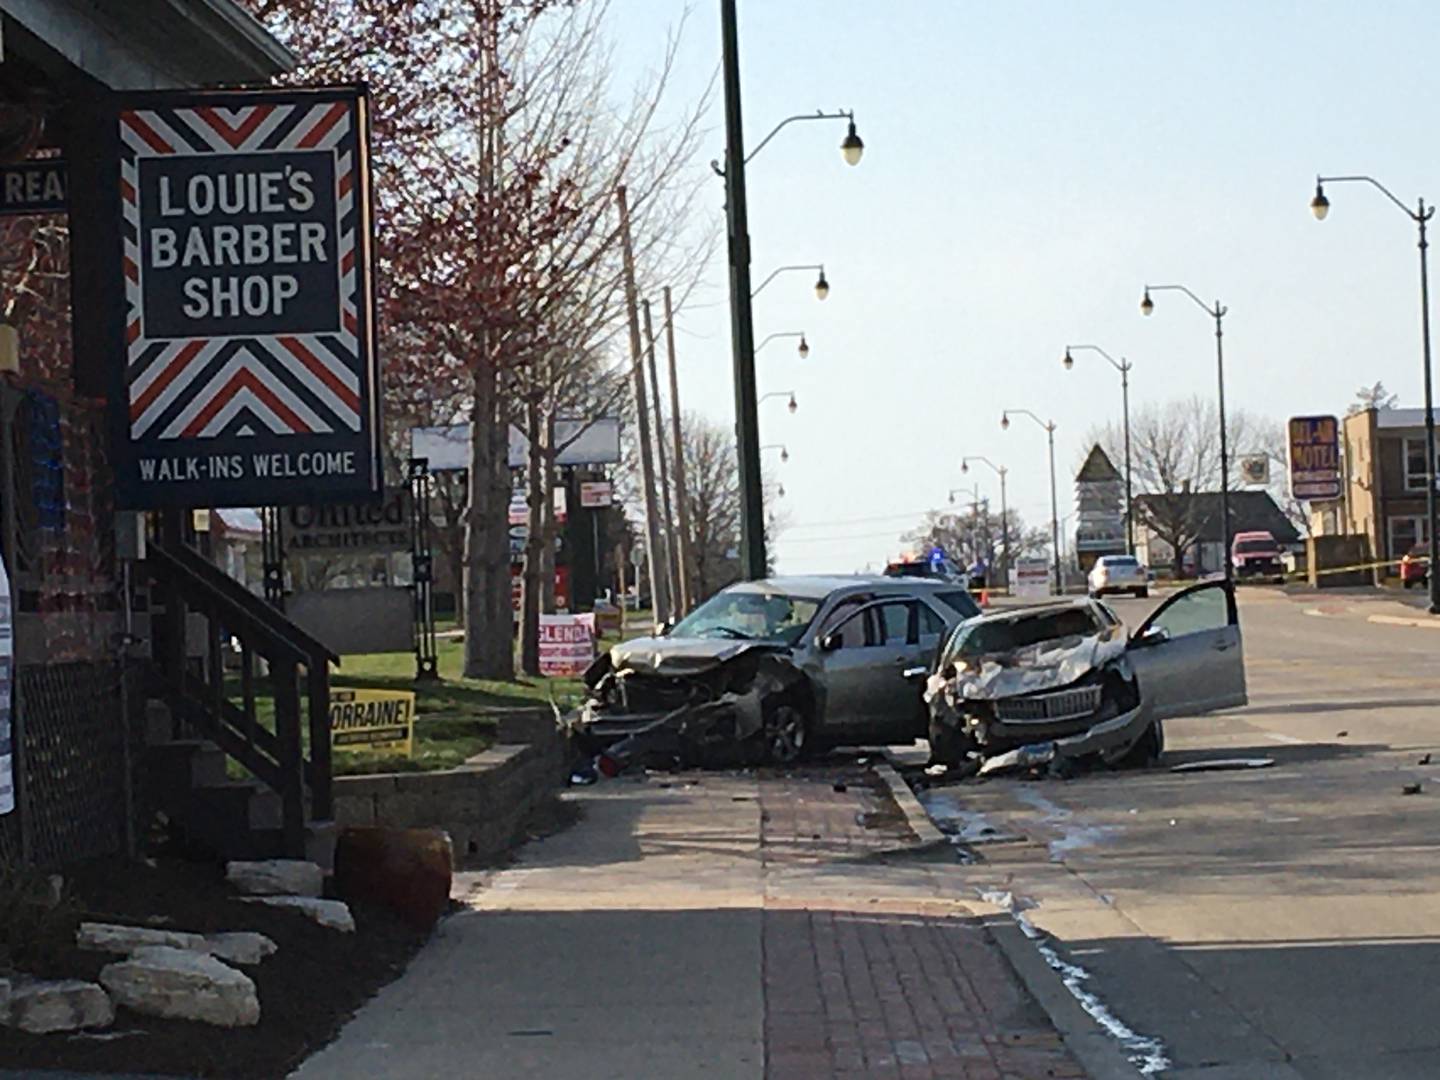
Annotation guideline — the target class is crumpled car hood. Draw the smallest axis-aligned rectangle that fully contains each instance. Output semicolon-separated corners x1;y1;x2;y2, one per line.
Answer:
608;635;776;676
954;634;1126;699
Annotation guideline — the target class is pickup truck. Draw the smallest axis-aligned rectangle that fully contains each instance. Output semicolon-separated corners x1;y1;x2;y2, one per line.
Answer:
1231;531;1284;582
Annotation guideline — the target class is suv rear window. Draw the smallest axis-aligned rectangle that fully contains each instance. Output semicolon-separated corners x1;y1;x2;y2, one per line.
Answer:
934;590;981;619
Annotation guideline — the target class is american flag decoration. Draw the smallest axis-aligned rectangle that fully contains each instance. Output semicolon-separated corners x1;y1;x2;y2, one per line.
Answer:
111;88;379;508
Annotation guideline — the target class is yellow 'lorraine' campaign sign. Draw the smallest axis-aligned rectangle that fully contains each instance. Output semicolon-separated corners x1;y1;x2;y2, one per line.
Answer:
329;688;415;756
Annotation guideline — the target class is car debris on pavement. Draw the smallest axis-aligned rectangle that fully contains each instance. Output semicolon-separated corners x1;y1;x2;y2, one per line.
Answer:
1169;757;1276;773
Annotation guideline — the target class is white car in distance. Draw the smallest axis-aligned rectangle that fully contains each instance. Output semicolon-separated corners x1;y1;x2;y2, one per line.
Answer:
1088;554;1149;599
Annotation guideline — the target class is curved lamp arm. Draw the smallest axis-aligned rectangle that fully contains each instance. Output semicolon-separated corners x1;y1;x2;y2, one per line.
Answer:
1317;173;1428;221
1144;283;1226;319
746;109;854;165
1002;408;1053;433
753;264;825;298
1065;344;1132;374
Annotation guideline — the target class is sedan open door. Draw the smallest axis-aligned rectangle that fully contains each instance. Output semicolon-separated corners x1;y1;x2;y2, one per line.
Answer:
1126;579;1247;719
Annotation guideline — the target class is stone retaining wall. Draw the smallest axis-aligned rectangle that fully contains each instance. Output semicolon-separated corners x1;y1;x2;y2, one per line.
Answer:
333;714;566;865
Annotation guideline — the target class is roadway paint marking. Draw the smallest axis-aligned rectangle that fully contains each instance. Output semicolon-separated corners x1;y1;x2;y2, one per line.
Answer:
1264;732;1307;745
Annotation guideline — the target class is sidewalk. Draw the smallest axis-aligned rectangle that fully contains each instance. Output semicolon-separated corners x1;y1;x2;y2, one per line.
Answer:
294;762;1086;1080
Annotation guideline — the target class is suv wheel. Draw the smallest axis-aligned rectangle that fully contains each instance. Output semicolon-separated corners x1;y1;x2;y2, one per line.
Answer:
764;702;809;765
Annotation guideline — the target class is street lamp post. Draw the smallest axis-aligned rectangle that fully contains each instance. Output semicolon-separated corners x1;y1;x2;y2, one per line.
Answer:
755;331;810;359
753;264;829;300
1312;174;1440;615
962;456;1009;586
1141;284;1233;582
1064;345;1135;554
1003;410;1062;591
718;0;863;580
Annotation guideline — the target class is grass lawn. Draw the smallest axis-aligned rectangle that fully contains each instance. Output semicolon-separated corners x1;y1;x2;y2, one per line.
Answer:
226;637;589;778
330;638;586;775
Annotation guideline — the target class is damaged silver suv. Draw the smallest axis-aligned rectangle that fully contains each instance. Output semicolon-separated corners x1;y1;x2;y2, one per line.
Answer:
924;580;1247;775
571;575;981;772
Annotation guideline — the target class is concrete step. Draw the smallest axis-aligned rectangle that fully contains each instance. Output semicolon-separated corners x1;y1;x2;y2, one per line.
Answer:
147;739;229;788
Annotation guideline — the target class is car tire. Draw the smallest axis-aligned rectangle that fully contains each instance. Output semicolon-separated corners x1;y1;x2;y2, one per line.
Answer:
927;721;971;768
1115;721;1163;769
763;701;810;765
1135;587;1148;599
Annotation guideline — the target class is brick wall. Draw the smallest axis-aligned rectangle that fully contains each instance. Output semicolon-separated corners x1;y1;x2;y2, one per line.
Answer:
332;715;567;866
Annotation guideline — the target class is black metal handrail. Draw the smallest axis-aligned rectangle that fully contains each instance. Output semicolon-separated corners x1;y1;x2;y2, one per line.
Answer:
147;539;336;856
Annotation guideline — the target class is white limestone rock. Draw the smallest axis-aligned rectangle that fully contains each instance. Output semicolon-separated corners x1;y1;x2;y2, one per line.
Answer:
225;859;324;897
3;978;114;1034
242;895;354;932
77;921;206;955
100;946;259;1028
203;931;278;965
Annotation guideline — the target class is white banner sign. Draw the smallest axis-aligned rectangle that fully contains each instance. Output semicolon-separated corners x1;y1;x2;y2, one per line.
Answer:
1013;557;1052;599
0;555;13;815
539;613;596;677
411;418;622;472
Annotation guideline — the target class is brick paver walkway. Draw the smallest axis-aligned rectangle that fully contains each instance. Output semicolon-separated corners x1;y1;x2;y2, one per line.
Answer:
758;763;1086;1080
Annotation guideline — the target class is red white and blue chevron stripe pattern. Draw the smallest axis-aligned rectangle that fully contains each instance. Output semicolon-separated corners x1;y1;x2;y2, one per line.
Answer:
119;101;362;442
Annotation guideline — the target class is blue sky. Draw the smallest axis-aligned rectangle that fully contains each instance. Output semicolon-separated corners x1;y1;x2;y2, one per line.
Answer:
608;1;1440;573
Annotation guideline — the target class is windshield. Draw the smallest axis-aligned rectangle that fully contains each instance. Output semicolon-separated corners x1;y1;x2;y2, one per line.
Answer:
1235;539;1278;554
669;588;820;644
940;607;1104;667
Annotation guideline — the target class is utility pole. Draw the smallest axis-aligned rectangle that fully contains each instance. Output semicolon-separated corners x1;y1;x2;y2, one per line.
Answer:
643;300;681;621
615;186;669;623
720;0;766;579
663;286;694;611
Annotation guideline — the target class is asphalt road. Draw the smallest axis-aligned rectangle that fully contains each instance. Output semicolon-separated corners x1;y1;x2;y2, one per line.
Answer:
917;587;1440;1079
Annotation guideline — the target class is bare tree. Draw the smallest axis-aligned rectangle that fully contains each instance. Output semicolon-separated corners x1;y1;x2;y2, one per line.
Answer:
903;507;1048;568
677;413;743;600
1351;380;1398;414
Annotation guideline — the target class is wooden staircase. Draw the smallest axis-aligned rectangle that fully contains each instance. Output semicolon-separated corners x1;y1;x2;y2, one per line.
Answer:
143;539;338;861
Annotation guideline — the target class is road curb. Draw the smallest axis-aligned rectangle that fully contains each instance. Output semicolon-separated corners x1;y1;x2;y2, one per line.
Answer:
1369;613;1440;629
981;916;1147;1080
872;759;946;848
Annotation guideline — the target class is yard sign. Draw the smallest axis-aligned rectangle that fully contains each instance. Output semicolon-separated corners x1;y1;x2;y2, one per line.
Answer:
111;86;380;508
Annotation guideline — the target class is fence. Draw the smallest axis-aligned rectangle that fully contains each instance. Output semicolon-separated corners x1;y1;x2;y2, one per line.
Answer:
0;378;133;869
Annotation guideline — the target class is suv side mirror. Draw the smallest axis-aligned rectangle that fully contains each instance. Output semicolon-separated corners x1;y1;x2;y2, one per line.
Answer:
656;620;674;637
820;632;842;652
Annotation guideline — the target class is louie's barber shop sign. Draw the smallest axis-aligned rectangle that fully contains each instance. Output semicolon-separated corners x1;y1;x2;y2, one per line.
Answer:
109;86;380;508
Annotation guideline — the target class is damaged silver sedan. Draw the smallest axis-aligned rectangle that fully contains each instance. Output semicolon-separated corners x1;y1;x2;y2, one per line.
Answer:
924;580;1247;776
570;576;980;773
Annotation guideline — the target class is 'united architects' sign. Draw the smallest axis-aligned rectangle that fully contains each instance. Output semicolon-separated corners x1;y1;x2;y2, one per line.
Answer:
110;86;380;508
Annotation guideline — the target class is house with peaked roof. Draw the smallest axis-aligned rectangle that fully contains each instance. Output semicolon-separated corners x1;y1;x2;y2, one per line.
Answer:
1134;490;1301;577
1074;445;1126;572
